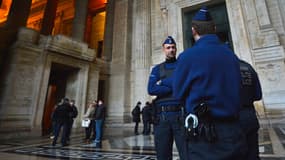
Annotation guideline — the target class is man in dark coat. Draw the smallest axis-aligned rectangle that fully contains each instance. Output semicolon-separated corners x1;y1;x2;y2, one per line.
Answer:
131;101;141;135
93;99;106;148
66;99;78;142
52;98;72;147
142;101;152;135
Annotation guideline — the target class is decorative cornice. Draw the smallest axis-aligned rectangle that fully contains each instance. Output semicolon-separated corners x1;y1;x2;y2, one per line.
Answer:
44;35;96;62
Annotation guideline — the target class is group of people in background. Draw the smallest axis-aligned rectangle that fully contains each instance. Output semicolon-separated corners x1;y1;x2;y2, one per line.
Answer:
132;101;153;135
51;98;78;147
82;99;106;148
50;98;106;149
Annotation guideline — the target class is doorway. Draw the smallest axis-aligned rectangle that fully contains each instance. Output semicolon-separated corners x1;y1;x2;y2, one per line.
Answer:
97;80;105;101
42;63;79;136
182;2;232;49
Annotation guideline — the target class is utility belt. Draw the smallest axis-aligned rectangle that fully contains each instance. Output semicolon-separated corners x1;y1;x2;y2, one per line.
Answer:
184;103;238;143
151;104;185;125
156;105;182;114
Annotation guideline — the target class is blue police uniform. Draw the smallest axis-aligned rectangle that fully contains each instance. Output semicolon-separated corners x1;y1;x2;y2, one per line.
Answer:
148;36;187;160
172;7;247;160
239;59;262;160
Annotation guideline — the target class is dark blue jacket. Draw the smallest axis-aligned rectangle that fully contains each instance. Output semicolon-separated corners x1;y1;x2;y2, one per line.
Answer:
172;34;241;117
148;61;182;108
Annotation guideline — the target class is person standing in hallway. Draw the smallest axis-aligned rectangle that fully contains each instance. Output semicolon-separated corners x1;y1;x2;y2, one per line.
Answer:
148;36;187;160
52;97;72;147
93;99;106;148
132;101;141;135
83;100;97;143
50;101;60;139
142;101;152;135
239;59;262;160
66;99;78;143
172;6;247;160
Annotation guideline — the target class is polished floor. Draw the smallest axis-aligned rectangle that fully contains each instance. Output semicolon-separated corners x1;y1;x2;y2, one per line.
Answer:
1;118;285;160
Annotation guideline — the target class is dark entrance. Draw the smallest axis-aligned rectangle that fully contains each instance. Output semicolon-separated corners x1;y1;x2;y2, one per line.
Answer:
42;63;79;136
97;80;105;101
182;2;232;49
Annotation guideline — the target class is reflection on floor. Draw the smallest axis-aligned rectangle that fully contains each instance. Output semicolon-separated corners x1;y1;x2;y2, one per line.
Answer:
0;120;285;160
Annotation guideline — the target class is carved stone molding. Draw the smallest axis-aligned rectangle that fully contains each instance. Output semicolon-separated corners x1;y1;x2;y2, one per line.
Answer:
253;46;285;63
43;35;96;61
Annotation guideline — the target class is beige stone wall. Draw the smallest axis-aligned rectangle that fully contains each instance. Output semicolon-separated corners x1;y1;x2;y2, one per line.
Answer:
0;28;41;131
0;27;101;133
159;0;285;111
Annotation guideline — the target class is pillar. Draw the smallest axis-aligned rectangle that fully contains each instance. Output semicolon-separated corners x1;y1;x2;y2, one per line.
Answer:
5;0;32;30
132;0;151;104
40;0;58;35
72;0;89;41
103;0;115;61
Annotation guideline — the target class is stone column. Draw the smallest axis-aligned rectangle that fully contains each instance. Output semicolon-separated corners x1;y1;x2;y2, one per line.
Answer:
5;0;32;30
40;0;59;35
132;0;151;105
107;0;132;124
103;0;115;61
72;0;89;41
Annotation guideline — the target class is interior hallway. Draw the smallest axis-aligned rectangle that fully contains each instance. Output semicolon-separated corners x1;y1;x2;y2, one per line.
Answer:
0;117;285;160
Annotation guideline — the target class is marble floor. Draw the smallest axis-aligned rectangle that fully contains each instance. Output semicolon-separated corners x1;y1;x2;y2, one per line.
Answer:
1;119;285;160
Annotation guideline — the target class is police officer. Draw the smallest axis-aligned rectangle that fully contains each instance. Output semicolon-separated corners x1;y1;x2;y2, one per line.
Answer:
172;6;247;159
148;36;187;160
239;59;262;160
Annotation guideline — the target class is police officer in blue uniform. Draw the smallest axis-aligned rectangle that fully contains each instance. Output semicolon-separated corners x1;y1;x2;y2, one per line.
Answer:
239;59;262;160
147;36;187;160
172;7;247;159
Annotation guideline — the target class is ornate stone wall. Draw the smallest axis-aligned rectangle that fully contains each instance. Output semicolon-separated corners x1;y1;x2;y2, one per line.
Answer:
160;0;285;111
0;27;100;134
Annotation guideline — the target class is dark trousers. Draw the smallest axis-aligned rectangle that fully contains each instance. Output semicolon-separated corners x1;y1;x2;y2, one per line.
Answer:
143;120;151;135
239;107;260;160
134;122;139;134
187;120;247;160
85;120;96;140
66;119;74;141
52;121;69;146
154;114;188;160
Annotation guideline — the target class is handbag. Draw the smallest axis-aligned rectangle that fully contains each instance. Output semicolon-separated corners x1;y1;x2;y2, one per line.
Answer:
81;119;91;127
